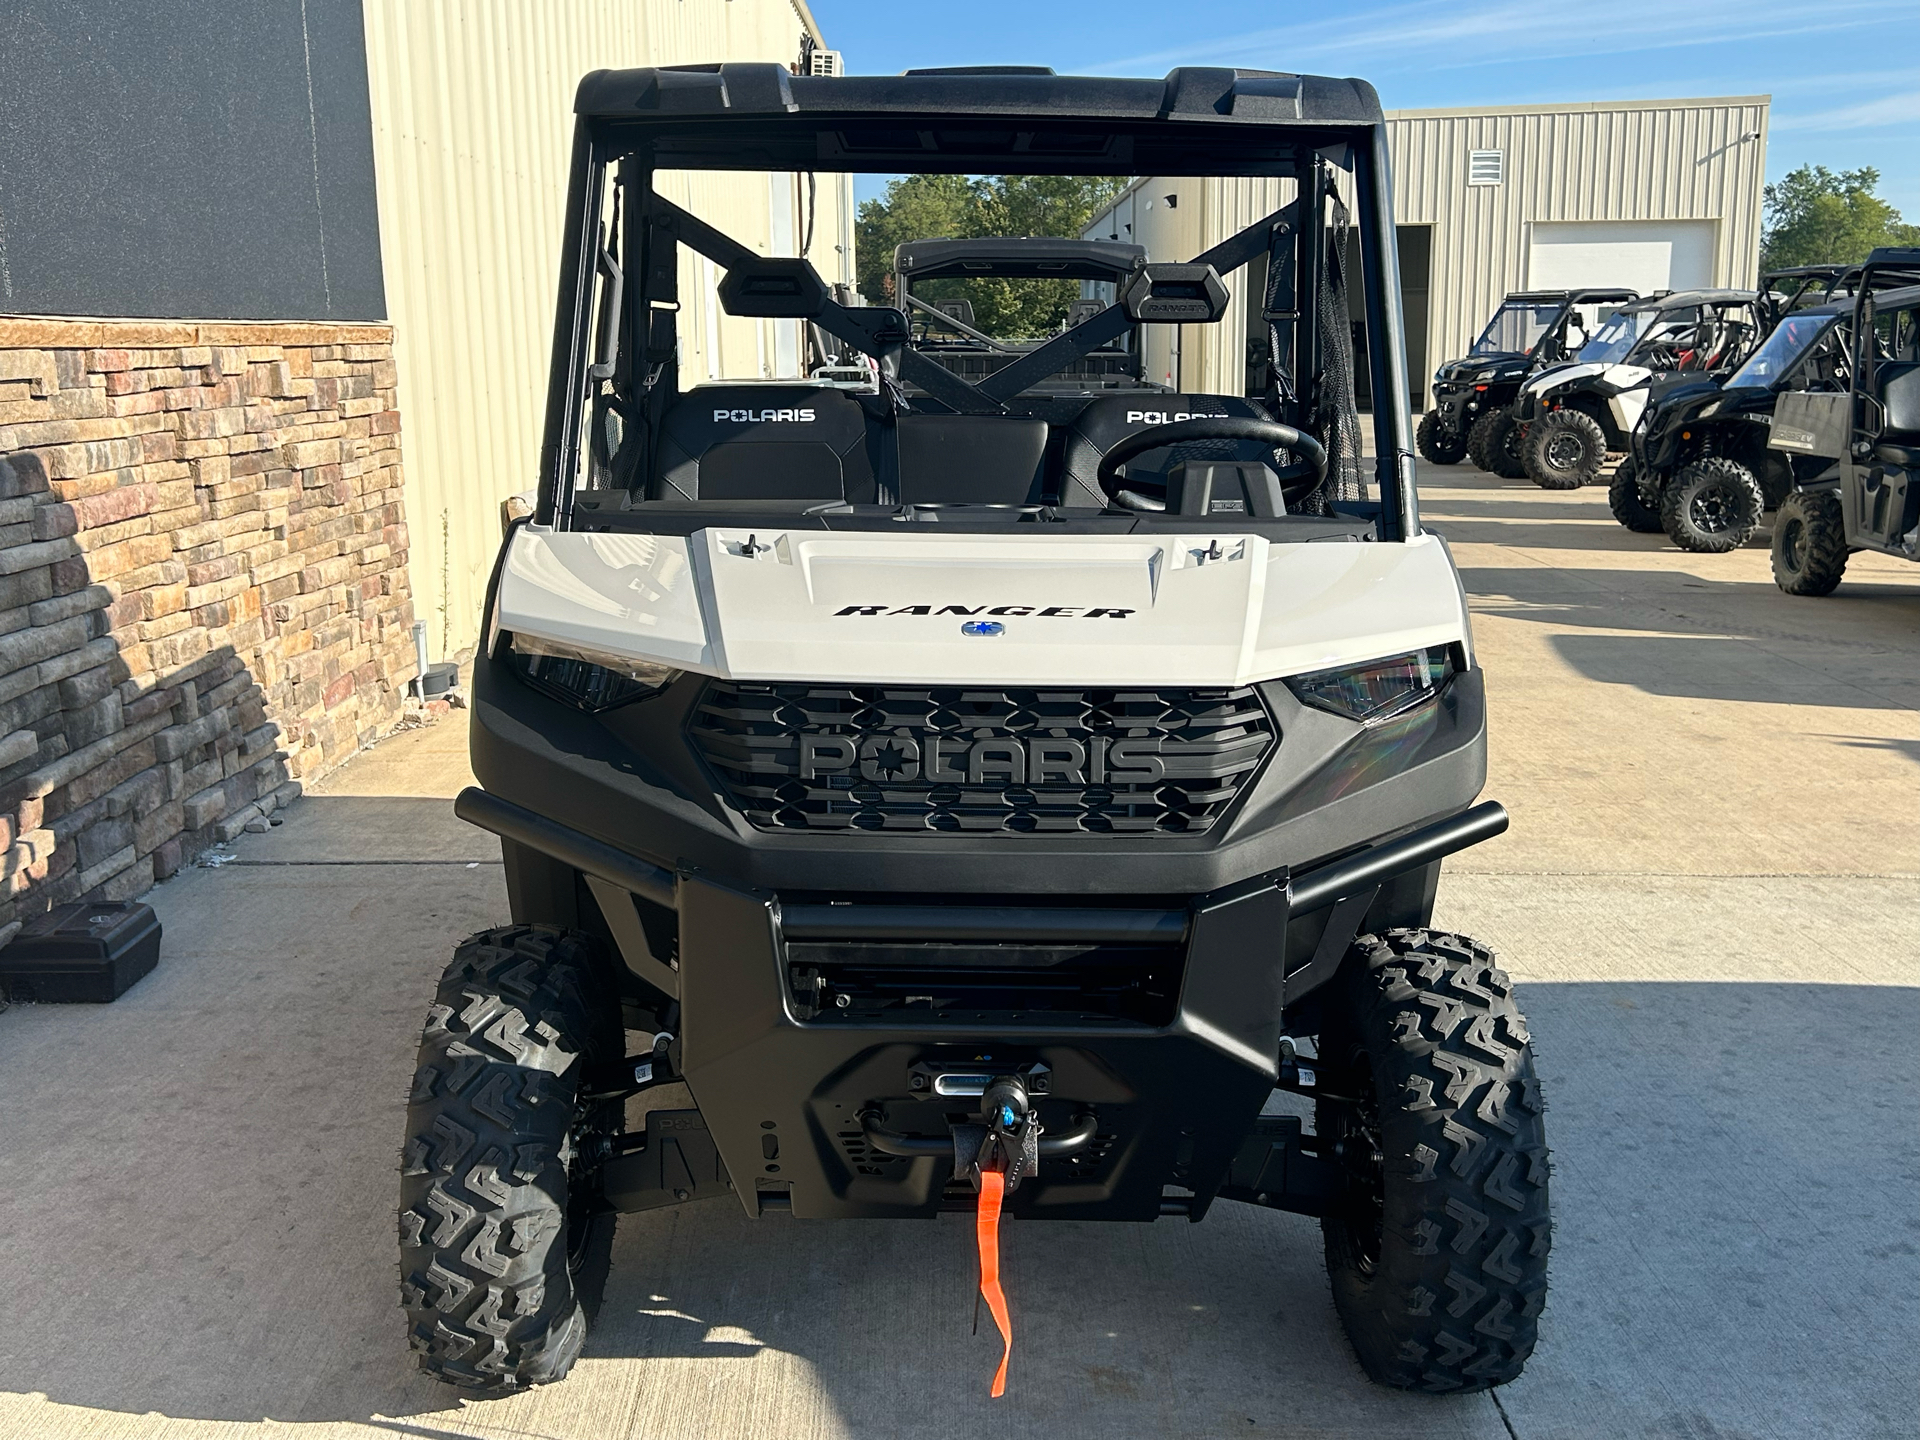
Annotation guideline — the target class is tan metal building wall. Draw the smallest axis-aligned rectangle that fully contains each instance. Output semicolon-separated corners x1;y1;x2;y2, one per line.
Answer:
1083;95;1768;409
361;0;847;658
1391;96;1771;381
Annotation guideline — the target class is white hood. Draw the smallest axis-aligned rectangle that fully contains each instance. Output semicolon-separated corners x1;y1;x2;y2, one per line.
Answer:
1523;360;1652;399
495;526;1470;687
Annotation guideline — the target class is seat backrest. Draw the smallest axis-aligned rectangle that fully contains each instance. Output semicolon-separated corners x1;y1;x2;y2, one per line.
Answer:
654;386;874;502
1878;361;1920;439
1058;394;1279;508
896;415;1048;505
932;299;976;329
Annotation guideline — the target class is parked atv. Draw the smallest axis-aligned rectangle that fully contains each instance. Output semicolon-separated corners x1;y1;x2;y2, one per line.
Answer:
1768;248;1920;592
401;62;1548;1402
1621;258;1920;550
1419;288;1636;476
1605;267;1849;535
1516;290;1767;490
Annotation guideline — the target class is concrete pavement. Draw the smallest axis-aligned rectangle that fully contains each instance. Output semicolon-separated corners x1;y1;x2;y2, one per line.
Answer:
0;465;1914;1439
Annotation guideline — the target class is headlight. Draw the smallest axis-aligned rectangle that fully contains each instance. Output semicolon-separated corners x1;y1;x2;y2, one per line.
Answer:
506;632;680;711
1285;647;1459;723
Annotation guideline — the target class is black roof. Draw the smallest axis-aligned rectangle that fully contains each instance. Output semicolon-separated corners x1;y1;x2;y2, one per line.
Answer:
574;64;1383;128
1500;289;1639;305
1614;289;1758;312
1798;282;1920;318
896;237;1147;282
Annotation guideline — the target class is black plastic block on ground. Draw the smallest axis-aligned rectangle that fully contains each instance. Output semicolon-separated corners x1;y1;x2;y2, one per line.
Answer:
0;901;162;1003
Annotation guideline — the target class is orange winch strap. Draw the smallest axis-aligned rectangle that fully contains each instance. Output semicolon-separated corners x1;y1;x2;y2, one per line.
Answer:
976;1168;1013;1397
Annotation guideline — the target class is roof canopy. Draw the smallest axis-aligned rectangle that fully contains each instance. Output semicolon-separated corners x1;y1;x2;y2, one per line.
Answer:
573;65;1384;175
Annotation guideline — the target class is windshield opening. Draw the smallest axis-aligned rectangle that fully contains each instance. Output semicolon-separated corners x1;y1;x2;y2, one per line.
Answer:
553;132;1388;528
1577;310;1657;365
1472;302;1563;357
1728;313;1839;388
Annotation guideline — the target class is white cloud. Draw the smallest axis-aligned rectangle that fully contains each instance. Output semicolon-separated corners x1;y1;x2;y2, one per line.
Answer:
1093;0;1891;76
1773;92;1920;133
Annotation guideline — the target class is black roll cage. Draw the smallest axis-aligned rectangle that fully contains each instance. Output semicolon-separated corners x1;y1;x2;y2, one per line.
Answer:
1846;253;1920;426
534;79;1418;542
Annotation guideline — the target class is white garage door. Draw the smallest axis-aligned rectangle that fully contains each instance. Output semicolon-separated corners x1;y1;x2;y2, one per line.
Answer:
1527;220;1717;295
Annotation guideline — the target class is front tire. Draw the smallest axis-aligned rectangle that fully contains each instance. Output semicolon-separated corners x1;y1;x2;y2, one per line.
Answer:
1468;410;1526;479
1417;410;1469;466
1319;929;1550;1393
1523;409;1608;490
1771;489;1850;595
400;926;622;1394
1607;458;1664;532
1661;457;1764;553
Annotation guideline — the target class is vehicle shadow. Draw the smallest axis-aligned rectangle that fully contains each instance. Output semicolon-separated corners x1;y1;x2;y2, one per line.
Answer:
1454;560;1920;715
0;802;1912;1438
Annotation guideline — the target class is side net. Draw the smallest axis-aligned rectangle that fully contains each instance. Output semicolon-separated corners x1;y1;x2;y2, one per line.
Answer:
1315;196;1365;507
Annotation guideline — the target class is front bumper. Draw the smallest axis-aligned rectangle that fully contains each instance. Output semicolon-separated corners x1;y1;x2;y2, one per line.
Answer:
461;786;1508;1221
461;647;1498;1221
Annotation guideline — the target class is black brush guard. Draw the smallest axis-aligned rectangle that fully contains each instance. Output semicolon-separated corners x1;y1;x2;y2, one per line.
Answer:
457;787;1506;1221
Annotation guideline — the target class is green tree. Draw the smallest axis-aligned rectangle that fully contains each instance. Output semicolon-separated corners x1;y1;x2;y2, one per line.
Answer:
1760;165;1920;271
855;173;1130;338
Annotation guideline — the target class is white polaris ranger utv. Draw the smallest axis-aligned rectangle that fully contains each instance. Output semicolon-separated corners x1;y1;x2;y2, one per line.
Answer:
400;62;1548;1400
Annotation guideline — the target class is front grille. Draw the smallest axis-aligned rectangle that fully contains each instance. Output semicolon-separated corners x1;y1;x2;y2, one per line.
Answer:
689;682;1274;835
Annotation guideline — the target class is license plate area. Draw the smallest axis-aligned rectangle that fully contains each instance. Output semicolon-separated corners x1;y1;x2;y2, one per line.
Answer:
787;940;1181;1026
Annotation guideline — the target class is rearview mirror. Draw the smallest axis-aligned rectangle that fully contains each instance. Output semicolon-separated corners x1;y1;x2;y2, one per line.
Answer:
718;257;830;319
1121;263;1230;324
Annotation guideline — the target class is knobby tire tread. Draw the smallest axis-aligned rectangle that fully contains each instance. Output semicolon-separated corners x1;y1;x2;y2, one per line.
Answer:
1523;409;1607;490
1770;489;1849;595
1319;928;1550;1394
1417;410;1469;466
398;925;619;1394
1607;458;1664;532
1661;457;1763;554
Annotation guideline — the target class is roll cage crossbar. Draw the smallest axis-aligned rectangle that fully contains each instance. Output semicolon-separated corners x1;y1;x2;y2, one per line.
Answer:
639;190;1301;414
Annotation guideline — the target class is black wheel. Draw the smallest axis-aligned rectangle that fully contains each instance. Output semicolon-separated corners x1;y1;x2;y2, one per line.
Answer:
1464;410;1498;471
1318;929;1550;1393
1771;489;1850;595
400;926;622;1393
1606;458;1663;533
1468;410;1526;479
1416;410;1468;466
1660;457;1764;554
1522;409;1608;490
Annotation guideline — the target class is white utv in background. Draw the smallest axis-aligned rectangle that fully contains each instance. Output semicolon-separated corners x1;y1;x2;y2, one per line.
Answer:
398;62;1548;1399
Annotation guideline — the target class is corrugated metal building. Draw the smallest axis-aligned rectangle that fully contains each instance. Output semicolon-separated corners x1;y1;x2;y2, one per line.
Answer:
1084;95;1771;409
362;0;849;657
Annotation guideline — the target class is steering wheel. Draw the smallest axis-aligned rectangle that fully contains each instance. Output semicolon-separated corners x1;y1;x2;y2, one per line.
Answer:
1095;417;1328;512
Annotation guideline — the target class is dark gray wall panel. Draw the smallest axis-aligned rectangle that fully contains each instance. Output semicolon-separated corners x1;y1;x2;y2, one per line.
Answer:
0;0;385;321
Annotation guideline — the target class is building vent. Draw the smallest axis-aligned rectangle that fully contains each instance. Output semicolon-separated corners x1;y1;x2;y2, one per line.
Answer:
1468;149;1505;186
808;49;844;77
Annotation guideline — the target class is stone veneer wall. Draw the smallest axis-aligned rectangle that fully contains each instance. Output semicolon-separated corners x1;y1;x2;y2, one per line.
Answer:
0;318;417;945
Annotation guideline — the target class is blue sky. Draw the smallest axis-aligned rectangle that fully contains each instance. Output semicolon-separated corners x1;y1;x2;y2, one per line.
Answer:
812;0;1919;217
